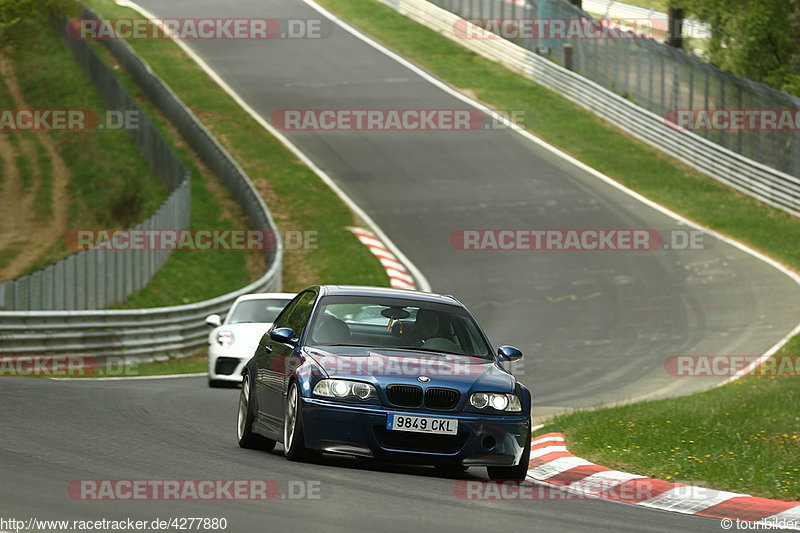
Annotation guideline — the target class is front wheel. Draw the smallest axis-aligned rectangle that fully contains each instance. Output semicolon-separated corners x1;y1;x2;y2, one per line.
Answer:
283;382;312;461
487;421;531;481
237;373;276;451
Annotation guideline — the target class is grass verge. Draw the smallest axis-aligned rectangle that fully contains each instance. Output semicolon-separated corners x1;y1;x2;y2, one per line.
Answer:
84;0;390;298
317;0;800;272
5;19;264;304
312;0;800;500
97;352;208;377
9;352;210;378
537;345;800;500
1;20;166;276
610;0;667;11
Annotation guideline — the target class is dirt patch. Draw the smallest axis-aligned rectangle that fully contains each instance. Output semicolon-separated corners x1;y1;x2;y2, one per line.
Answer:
0;52;71;281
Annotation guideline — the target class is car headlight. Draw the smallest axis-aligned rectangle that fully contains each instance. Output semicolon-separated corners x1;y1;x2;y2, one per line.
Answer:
313;379;377;400
216;330;234;346
469;392;521;412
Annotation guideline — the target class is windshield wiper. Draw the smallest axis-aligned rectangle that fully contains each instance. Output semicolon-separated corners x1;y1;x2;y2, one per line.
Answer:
315;343;374;348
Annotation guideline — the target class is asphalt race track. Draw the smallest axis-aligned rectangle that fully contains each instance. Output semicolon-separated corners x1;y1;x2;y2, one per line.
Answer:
0;377;723;532
124;0;800;410
2;0;799;530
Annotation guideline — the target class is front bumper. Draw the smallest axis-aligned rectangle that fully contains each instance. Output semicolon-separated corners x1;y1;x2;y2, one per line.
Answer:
207;348;248;382
300;396;529;467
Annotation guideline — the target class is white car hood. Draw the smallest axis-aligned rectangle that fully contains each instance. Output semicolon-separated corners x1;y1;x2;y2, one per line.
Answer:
209;322;274;356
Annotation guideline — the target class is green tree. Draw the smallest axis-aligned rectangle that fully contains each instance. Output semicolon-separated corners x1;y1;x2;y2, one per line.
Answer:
681;0;800;94
0;0;75;41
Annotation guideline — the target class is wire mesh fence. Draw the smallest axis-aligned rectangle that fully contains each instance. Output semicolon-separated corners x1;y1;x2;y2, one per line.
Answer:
0;22;191;311
0;7;283;357
428;0;800;177
95;13;281;274
2;7;283;311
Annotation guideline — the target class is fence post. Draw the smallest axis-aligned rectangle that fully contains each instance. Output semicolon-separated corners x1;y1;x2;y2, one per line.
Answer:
564;44;574;71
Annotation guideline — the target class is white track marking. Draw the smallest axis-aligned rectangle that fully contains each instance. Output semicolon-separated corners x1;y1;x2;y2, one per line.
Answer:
49;372;208;381
114;0;431;293
300;0;800;380
115;0;799;378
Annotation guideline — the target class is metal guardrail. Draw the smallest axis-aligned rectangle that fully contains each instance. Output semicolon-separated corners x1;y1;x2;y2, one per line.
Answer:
0;17;192;311
0;277;278;361
427;0;800;192
0;7;282;360
385;0;800;217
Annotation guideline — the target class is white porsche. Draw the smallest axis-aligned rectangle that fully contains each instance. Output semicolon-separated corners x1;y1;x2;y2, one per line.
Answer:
205;293;294;387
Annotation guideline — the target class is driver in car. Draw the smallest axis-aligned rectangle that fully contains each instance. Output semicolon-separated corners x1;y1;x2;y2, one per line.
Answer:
410;309;442;347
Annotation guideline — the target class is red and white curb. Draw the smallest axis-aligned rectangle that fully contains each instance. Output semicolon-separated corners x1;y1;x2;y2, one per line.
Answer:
527;433;800;527
349;227;416;290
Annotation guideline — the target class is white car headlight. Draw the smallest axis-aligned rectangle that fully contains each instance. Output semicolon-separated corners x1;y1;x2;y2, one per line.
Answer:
332;380;350;398
470;392;521;412
490;394;509;411
313;379;377;400
216;330;234;346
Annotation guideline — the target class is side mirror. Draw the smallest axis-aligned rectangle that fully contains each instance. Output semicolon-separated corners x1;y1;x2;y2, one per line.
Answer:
270;327;298;345
497;345;523;362
205;314;222;327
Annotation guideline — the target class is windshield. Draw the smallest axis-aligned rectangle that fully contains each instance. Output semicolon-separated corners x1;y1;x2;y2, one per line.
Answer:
308;296;492;358
228;298;291;324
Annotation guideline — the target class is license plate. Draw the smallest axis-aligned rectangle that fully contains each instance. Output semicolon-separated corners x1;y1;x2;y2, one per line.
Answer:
386;414;458;435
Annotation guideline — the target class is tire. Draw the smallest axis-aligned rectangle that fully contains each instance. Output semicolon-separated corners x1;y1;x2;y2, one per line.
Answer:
209;378;228;388
486;420;531;481
283;382;310;461
237;372;276;451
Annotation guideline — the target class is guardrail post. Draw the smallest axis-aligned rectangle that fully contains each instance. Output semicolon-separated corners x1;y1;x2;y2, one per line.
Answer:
564;44;574;71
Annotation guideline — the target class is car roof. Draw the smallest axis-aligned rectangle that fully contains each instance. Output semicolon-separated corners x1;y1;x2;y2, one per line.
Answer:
233;292;296;303
317;285;460;306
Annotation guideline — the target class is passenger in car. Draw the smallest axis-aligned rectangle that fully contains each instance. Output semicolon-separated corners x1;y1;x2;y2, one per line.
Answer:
312;316;352;345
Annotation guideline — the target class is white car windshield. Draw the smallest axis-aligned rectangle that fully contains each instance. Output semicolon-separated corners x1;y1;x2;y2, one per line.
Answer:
228;299;290;324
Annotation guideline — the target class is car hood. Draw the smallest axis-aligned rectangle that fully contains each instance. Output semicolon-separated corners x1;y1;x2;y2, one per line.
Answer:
303;346;515;393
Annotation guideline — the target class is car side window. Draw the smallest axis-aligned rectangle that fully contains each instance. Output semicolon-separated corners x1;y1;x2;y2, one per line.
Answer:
272;295;302;330
274;291;316;336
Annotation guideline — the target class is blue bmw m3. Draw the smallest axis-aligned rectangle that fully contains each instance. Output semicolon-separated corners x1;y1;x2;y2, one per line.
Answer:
237;285;532;480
